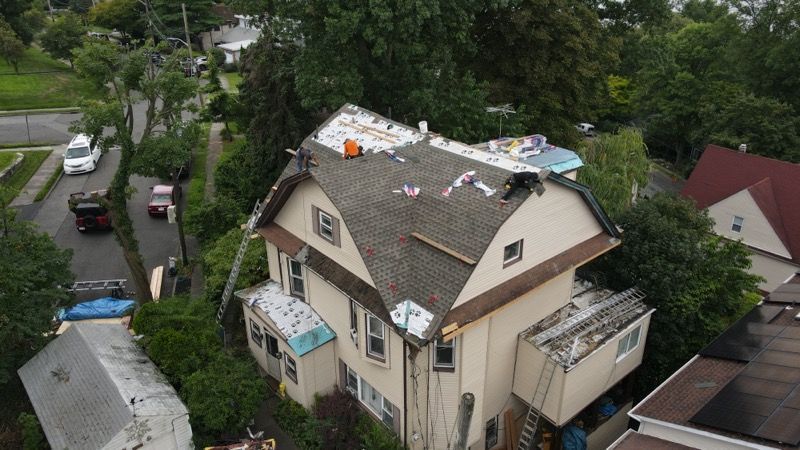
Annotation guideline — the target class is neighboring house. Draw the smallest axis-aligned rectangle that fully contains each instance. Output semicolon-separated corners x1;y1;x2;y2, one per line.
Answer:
18;323;192;450
681;145;800;292
199;3;237;50
218;39;255;64
235;104;654;450
621;274;800;450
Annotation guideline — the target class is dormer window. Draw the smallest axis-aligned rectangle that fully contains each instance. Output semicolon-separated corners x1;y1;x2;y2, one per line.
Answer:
731;216;744;233
503;239;523;267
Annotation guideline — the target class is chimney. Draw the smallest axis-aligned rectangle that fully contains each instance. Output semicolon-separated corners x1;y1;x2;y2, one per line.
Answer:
739;144;747;153
418;121;428;134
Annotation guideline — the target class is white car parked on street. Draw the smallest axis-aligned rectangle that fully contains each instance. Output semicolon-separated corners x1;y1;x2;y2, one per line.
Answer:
63;134;101;175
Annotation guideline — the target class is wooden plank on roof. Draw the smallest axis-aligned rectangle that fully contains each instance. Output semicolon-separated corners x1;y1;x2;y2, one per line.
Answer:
410;232;477;265
150;266;164;301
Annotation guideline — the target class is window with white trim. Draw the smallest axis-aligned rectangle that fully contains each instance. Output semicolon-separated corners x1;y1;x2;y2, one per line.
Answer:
616;325;642;361
433;337;455;370
503;239;523;266
319;210;334;241
284;352;298;383
288;258;305;297
349;300;359;348
732;215;744;233
366;314;385;360
249;319;263;348
346;364;395;428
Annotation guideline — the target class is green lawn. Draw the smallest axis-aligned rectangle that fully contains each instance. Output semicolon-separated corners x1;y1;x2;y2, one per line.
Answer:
0;48;103;110
0;150;50;205
0;153;16;171
221;72;241;93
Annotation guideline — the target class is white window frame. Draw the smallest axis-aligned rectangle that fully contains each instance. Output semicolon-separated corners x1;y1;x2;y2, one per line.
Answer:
318;210;334;242
503;239;523;266
284;352;298;383
366;314;385;360
433;337;456;370
731;215;744;233
288;258;305;297
346;364;395;428
249;319;263;348
616;325;642;362
349;300;359;348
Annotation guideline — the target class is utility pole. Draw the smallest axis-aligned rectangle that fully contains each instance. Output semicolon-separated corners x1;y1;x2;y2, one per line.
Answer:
455;393;475;450
182;3;204;107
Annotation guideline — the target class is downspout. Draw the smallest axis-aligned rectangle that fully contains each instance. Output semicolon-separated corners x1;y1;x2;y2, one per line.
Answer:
403;340;409;448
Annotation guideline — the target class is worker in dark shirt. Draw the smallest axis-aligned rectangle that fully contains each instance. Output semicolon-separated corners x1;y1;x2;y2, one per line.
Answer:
500;169;550;204
295;146;318;172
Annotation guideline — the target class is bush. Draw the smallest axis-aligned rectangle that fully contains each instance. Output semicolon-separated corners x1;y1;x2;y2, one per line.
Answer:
223;62;239;73
356;414;404;450
202;227;268;304
184;196;244;244
146;328;220;386
17;413;44;450
209;47;225;67
314;390;361;449
132;297;216;336
274;398;321;450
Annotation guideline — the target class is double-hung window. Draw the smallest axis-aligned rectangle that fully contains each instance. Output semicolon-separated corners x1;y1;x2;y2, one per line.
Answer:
319;211;334;241
349;301;359;348
616;325;642;361
288;258;304;297
312;206;340;246
249;319;263;347
433;337;456;371
366;314;385;360
343;364;397;430
732;215;744;233
284;352;298;383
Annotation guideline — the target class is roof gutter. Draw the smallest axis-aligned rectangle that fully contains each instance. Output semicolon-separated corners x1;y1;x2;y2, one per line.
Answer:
629;415;779;450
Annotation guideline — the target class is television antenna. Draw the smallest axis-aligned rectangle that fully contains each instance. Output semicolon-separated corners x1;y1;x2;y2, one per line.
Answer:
485;104;516;138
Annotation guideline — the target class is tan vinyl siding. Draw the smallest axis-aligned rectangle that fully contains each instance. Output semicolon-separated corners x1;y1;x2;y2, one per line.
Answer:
300;340;337;406
708;189;791;258
273;180;375;287
266;241;280;282
305;270;405;417
511;337;565;424
242;304;272;380
454;183;603;306
428;344;461;449
557;313;651;424
459;321;490;447
408;345;430;450
748;250;800;292
484;270;574;433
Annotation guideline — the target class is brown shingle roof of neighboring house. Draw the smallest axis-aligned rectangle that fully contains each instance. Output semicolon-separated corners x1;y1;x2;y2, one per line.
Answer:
680;144;800;263
257;105;619;343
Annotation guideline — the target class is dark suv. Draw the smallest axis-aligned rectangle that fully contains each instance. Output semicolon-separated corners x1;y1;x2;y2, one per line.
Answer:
73;203;112;232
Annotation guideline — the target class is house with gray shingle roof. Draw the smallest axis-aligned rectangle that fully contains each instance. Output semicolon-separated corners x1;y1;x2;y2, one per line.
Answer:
236;104;654;450
18;323;192;450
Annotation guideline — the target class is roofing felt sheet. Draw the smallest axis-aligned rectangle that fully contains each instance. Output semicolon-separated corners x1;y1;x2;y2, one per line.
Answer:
311;107;424;155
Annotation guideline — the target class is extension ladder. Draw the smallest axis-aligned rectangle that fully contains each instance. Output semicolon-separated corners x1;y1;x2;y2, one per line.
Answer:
517;358;558;450
216;200;262;323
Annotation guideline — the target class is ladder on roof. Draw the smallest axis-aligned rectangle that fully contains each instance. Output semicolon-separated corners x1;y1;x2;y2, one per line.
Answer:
216;200;262;323
534;288;646;347
68;279;127;297
517;358;557;450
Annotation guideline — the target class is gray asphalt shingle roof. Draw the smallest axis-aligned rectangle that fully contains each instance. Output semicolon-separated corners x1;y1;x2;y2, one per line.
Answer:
18;323;189;450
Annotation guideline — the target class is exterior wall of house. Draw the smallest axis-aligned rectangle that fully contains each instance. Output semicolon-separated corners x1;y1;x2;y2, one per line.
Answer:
407;344;430;450
266;241;280;282
454;183;603;307
200;23;235;50
512;312;652;427
273;180;375;286
102;415;190;450
426;333;462;449
749;249;800;292
708;189;791;258
637;420;763;450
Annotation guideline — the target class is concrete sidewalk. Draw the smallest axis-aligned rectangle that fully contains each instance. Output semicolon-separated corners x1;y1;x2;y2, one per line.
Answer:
204;123;225;200
9;144;66;207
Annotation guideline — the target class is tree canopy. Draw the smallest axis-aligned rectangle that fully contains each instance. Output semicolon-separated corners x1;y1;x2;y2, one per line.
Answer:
40;12;85;68
88;0;146;40
0;18;25;73
590;194;762;395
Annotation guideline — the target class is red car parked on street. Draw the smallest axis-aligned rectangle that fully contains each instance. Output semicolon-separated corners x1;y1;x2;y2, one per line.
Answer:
148;185;179;217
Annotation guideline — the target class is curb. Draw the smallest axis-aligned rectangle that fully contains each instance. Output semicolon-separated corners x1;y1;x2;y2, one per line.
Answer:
0;107;81;117
41;167;65;202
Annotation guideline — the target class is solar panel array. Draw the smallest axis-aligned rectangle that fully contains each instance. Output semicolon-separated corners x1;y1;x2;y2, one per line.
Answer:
691;309;800;445
769;283;800;304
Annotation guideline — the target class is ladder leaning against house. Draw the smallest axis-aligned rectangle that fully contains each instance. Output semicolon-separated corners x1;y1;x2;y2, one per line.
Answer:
216;200;262;323
517;357;558;450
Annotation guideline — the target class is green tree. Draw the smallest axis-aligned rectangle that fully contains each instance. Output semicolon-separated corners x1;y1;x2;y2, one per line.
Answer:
576;128;650;220
591;194;762;396
71;40;197;305
202;227;267;304
0;18;25;73
473;0;620;144
184;196;243;244
40;12;85;68
17;412;45;450
150;0;221;38
0;0;37;44
181;353;267;437
0;207;73;386
145;327;220;385
88;0;145;40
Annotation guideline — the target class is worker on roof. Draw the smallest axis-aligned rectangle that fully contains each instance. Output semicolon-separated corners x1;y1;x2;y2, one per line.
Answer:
343;138;364;159
499;169;551;205
295;146;318;172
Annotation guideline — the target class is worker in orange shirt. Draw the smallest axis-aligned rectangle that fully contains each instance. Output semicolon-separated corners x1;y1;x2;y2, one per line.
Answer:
343;139;364;159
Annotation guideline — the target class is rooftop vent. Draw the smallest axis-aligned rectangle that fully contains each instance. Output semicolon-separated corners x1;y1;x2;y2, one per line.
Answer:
418;121;428;134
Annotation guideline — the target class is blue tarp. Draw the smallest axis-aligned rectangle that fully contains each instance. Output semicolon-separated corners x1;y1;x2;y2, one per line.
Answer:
57;297;135;321
562;424;587;450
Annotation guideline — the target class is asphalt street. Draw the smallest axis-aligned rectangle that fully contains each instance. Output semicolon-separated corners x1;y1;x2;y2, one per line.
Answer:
0;111;79;145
